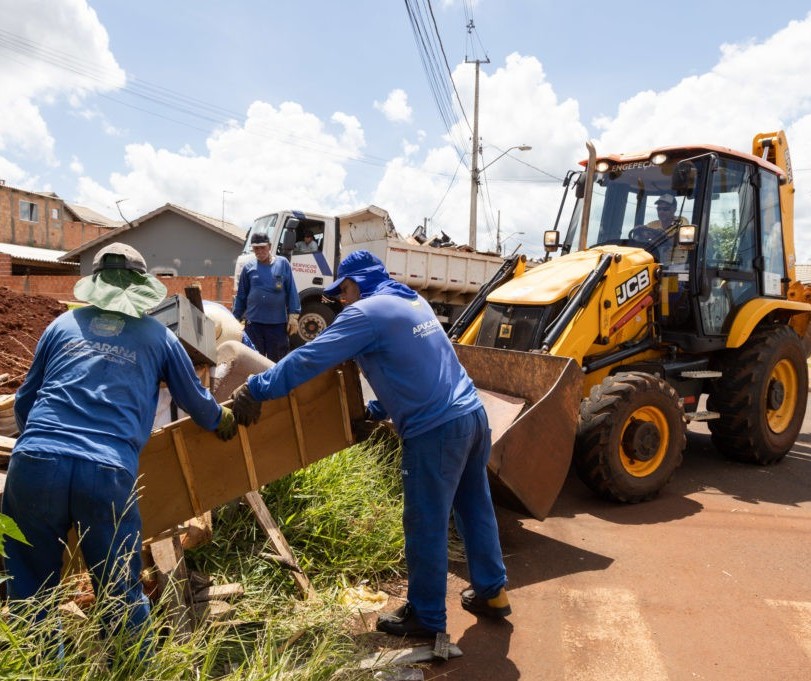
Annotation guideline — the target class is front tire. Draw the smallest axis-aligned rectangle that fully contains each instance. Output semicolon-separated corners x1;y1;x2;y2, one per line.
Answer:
708;325;808;464
575;372;687;503
292;301;336;347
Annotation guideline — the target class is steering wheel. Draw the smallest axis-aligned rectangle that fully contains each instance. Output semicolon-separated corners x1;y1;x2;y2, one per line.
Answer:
628;225;663;244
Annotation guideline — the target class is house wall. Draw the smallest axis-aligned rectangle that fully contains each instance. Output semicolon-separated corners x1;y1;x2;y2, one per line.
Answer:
0;274;235;308
0;185;115;250
76;212;244;277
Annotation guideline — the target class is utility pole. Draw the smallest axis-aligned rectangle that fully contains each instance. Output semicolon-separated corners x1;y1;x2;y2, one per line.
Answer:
496;209;501;254
466;17;489;251
467;55;487;250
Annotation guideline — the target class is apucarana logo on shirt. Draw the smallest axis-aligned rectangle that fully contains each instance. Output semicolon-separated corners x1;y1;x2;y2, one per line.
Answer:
63;339;137;365
412;318;442;339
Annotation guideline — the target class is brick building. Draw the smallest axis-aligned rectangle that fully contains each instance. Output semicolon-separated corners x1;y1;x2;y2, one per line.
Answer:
0;181;120;251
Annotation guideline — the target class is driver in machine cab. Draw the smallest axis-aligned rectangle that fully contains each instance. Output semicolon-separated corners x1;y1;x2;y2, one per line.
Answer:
644;193;688;265
647;194;685;232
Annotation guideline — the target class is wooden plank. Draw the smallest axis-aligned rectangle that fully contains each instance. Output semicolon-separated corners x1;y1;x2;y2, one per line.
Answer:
238;425;258;491
243;490;316;599
288;392;308;469
138;361;364;541
193;583;244;602
172;429;204;518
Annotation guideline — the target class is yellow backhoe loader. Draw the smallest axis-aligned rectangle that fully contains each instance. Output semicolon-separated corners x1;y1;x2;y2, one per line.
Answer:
451;130;811;517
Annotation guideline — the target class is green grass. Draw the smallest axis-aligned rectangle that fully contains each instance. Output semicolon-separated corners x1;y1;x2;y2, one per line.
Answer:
0;433;407;679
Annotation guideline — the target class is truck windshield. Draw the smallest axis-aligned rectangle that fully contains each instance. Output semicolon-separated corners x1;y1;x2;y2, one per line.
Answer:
565;157;705;256
242;214;279;254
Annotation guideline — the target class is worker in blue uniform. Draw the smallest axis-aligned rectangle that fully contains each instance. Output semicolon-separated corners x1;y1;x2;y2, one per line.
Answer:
230;250;510;638
232;232;301;361
2;243;237;654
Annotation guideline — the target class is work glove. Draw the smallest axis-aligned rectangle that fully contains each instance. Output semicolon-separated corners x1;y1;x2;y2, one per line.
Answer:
215;406;238;441
231;383;262;426
287;313;300;336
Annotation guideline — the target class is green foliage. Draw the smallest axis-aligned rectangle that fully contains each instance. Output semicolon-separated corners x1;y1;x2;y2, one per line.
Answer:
0;512;28;560
0;436;405;678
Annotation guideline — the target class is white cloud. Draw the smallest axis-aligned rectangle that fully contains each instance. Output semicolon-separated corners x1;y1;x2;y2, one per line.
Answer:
376;53;587;253
0;0;125;166
69;156;84;174
26;7;811;264
377;17;811;259
76;100;367;227
374;89;413;124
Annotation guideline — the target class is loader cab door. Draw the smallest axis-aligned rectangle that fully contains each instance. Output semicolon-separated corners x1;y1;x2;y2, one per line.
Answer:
698;157;759;336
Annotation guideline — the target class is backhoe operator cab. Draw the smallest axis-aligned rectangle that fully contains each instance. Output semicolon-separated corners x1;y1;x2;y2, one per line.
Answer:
552;142;791;350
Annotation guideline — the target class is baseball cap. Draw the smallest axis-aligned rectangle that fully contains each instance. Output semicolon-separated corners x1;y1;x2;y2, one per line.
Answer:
655;193;677;208
323;250;388;298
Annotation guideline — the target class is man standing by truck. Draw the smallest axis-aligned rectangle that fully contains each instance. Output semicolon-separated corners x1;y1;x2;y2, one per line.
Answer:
229;250;510;638
233;232;301;361
2;243;237;656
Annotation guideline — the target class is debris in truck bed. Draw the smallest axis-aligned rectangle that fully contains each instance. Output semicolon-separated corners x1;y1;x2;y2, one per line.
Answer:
0;287;66;394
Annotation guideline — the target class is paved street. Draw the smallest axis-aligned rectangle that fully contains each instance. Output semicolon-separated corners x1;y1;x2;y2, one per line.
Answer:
433;408;811;680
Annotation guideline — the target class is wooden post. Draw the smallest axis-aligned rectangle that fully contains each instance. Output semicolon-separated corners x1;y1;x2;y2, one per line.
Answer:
243;491;316;599
149;532;196;637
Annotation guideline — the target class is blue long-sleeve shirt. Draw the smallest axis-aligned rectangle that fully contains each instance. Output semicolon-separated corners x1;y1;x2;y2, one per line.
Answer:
14;306;223;478
247;291;481;439
232;256;300;324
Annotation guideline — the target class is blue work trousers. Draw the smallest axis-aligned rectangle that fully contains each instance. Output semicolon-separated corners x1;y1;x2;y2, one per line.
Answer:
245;321;289;362
2;451;151;641
401;406;507;632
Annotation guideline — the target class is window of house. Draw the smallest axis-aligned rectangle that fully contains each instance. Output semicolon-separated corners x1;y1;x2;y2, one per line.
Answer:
20;200;39;222
51;208;60;220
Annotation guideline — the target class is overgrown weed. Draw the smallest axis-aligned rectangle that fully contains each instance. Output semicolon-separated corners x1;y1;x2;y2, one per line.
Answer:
0;434;405;679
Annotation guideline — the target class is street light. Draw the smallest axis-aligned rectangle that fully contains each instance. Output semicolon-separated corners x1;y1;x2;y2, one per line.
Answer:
469;145;531;250
221;189;233;229
499;230;525;255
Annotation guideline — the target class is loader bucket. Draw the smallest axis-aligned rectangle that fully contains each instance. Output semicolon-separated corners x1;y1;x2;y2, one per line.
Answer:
454;345;583;520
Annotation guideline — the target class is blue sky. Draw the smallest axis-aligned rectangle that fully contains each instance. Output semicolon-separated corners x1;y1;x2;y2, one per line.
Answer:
2;1;811;260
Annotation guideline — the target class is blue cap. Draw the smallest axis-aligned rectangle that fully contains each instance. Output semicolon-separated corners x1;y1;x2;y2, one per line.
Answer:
323;250;388;298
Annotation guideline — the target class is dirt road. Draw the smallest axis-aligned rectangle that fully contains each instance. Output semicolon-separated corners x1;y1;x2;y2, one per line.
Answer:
429;414;811;680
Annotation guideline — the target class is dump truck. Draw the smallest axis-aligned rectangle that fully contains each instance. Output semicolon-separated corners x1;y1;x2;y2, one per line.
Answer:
234;205;505;345
450;130;811;517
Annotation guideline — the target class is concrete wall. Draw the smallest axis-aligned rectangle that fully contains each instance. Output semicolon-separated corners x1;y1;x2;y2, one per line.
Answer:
76;211;244;277
0;274;235;308
0;185;115;250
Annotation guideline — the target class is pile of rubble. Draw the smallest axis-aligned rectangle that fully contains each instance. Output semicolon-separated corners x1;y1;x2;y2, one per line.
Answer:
0;287;66;394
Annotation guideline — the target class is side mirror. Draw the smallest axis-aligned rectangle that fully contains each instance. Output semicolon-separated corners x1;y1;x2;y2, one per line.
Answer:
543;230;560;253
574;173;586;199
672;161;697;195
281;225;297;252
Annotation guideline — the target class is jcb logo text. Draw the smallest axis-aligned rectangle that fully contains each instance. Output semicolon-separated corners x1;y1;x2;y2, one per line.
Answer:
615;270;650;305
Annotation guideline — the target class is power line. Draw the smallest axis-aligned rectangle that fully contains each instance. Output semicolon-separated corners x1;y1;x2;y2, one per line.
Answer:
403;0;469;161
0;27;403;171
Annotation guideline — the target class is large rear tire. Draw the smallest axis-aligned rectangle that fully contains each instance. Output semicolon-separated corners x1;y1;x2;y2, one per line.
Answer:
292;301;336;348
575;372;687;503
707;325;808;464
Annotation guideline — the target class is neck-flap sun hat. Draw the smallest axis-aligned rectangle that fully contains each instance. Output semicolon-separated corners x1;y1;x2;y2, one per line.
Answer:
73;242;167;317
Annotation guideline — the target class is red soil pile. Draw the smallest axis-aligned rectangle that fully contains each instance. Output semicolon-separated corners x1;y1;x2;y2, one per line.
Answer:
0;287;66;394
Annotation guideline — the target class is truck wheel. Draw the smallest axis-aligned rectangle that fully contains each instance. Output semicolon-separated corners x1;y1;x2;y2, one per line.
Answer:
707;325;808;464
292;302;336;347
575;372;687;503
